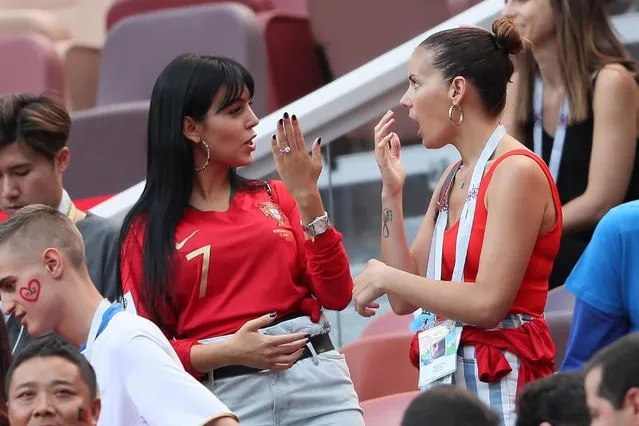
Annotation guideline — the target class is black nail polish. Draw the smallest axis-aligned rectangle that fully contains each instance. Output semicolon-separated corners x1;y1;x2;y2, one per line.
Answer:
278;119;283;126
283;112;289;119
292;114;297;121
306;334;311;339
272;134;276;140
269;312;277;318
318;137;322;146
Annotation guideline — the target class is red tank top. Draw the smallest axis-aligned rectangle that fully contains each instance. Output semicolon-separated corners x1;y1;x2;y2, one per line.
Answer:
440;149;562;316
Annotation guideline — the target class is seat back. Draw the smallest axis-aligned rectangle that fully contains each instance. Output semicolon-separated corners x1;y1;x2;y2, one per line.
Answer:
307;0;452;80
545;310;573;369
307;0;485;142
341;332;418;402
361;391;420;426
65;101;149;199
0;34;65;98
97;3;268;117
360;311;412;339
106;0;274;31
545;286;576;313
257;10;325;111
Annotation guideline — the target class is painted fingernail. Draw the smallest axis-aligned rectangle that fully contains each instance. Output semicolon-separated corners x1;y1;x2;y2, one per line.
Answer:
306;334;311;339
318;137;322;145
292;114;297;121
272;134;276;140
278;119;283;126
283;112;289;119
269;312;277;318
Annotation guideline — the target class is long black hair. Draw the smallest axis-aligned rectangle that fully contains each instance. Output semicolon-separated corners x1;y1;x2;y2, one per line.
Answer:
118;54;258;324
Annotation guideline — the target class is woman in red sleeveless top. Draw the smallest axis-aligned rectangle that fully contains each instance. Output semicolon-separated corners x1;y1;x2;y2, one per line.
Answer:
352;18;561;426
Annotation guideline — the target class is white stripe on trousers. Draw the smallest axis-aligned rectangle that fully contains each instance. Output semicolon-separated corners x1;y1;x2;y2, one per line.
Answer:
452;346;520;426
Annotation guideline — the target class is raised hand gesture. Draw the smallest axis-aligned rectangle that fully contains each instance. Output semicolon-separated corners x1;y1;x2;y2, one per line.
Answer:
270;113;322;199
374;110;406;197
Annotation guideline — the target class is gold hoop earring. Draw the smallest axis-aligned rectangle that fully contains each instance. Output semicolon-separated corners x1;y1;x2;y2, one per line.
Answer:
448;104;463;126
194;139;210;172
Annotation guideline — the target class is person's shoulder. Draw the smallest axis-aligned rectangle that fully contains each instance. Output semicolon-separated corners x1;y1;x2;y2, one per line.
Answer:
593;64;638;103
595;64;637;87
78;213;121;238
101;311;167;347
489;151;549;194
91;313;176;368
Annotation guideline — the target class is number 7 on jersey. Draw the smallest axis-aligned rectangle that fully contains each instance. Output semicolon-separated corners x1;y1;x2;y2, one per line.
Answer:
186;245;211;298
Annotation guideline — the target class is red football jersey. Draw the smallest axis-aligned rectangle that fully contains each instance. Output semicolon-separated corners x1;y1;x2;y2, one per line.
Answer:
121;181;353;376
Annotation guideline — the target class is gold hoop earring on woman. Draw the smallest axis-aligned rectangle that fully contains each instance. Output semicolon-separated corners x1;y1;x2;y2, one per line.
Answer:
448;104;463;126
194;139;210;172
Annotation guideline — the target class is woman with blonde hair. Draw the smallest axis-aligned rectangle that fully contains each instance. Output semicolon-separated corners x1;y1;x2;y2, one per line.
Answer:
352;17;561;426
502;0;639;288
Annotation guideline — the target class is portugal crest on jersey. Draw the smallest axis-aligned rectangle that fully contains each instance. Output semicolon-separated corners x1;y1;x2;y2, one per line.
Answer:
258;202;287;227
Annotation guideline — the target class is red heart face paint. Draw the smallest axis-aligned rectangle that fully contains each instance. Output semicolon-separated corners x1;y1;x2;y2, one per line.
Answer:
19;279;40;303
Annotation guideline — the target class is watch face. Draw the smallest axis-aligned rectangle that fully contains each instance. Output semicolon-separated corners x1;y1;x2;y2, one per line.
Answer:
312;217;330;234
306;215;330;236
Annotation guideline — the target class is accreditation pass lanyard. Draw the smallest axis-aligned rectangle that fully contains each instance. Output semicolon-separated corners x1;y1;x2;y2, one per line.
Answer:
416;125;506;390
427;124;507;283
81;299;123;361
533;76;569;181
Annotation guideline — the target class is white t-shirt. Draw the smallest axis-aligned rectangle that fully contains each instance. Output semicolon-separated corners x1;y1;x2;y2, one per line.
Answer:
82;308;234;426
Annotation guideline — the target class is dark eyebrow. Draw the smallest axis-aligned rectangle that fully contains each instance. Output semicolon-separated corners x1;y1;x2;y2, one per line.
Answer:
226;94;254;107
223;99;243;109
8;163;31;171
15;379;74;391
14;382;36;392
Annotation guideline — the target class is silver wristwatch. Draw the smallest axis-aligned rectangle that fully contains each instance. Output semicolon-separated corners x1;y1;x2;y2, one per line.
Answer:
301;212;330;240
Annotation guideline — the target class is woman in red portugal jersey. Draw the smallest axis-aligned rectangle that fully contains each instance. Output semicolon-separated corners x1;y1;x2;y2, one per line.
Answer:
119;54;363;425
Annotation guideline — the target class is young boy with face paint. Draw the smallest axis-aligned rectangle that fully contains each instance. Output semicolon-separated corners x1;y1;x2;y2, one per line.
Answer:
0;205;238;426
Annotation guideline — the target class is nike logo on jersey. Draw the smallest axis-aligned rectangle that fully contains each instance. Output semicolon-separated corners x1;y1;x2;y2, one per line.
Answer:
176;230;199;249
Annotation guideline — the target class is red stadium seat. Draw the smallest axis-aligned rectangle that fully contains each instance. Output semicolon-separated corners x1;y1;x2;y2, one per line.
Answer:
360;311;412;339
0;34;65;99
361;391;420;426
341;332;418;402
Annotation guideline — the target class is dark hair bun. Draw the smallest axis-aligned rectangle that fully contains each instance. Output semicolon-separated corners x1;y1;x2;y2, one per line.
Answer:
492;17;523;55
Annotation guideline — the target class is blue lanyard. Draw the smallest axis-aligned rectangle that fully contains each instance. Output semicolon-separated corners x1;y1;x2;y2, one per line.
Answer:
80;304;124;352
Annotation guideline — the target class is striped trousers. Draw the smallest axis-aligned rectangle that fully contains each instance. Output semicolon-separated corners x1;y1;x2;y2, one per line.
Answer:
452;345;520;426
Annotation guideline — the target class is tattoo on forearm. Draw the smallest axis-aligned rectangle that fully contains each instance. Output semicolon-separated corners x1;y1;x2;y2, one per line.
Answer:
382;208;393;238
